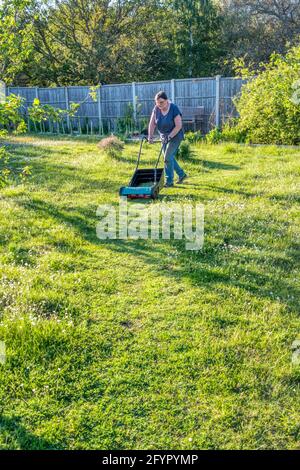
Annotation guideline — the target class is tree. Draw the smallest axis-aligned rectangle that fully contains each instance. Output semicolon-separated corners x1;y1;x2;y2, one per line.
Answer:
218;0;300;73
0;0;35;84
24;0;176;85
167;0;224;77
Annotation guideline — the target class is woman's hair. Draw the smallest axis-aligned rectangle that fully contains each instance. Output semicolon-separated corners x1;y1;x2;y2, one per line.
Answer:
155;91;168;101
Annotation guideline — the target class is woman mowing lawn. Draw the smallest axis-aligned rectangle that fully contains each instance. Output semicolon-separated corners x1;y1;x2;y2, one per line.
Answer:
148;91;188;188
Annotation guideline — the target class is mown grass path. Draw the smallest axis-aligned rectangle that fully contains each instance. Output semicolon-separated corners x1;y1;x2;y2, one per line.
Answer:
0;135;299;449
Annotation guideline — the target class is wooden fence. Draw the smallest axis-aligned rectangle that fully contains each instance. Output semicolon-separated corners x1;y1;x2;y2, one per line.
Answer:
6;76;247;135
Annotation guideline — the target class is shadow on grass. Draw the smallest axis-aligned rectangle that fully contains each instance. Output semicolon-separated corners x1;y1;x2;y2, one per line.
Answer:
101;237;299;313
203;184;300;203
11;188;299;313
5;138;299;313
199;160;240;171
0;415;60;450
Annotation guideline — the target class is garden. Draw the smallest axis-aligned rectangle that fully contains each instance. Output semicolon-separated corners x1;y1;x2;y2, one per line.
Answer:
0;11;299;451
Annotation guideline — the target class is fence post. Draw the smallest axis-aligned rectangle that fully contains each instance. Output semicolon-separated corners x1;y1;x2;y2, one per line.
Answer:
171;79;175;103
97;84;103;135
65;87;70;133
215;75;221;128
132;82;137;127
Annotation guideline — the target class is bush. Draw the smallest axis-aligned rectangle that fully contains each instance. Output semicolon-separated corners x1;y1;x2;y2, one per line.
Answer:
205;127;223;144
0;94;26;132
177;141;192;159
233;44;300;145
220;119;248;143
205;120;247;145
98;135;124;158
0;96;30;187
184;131;203;144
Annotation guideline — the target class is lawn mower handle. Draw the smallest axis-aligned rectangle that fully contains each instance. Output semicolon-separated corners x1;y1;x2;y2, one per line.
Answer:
134;135;167;175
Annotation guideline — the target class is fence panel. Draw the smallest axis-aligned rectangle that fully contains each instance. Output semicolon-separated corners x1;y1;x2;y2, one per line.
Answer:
175;78;216;133
135;81;172;117
6;77;246;135
219;77;247;126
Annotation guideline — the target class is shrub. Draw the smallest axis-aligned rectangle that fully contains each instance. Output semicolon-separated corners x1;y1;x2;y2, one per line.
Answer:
184;131;203;144
220;119;248;143
98;135;124;158
0;94;26;132
177;141;192;159
233;44;300;145
205;120;247;144
205;127;223;144
0;96;29;187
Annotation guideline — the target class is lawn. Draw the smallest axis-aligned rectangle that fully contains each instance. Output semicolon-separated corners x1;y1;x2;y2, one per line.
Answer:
0;135;299;450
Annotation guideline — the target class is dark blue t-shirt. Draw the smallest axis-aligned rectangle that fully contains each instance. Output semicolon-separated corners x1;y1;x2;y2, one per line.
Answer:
153;102;184;140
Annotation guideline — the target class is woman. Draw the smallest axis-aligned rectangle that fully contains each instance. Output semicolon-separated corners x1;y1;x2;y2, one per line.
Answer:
148;91;188;188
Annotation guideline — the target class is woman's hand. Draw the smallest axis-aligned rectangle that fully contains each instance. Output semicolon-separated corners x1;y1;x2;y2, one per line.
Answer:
148;136;154;144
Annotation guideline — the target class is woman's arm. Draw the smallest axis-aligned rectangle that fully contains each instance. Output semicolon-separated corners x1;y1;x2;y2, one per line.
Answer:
168;114;182;139
148;110;156;142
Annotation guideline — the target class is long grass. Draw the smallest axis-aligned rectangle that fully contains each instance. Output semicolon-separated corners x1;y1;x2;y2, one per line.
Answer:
0;135;299;449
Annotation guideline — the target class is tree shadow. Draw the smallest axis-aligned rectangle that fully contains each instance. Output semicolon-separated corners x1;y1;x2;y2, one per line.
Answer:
203;184;300;203
200;160;240;171
5;138;299;313
11;179;299;313
0;415;60;450
203;184;260;199
101;236;299;313
16;197;99;244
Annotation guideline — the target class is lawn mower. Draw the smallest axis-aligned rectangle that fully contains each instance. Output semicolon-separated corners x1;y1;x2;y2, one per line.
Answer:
119;132;165;200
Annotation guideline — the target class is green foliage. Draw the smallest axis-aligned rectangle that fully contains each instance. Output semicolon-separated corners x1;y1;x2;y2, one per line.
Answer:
27;87;99;134
0;129;8;139
116;98;144;135
205;120;247;145
184;130;203;144
177;140;192;159
168;0;224;77
1;0;299;86
0;145;11;188
88;85;100;102
219;119;248;144
219;1;300;76
0;93;29;186
98;135;124;158
28;98;49;133
1;0;225;86
205;127;223;144
233;44;300;145
0;94;26;131
0;0;34;84
13;120;28;135
68;102;80;118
